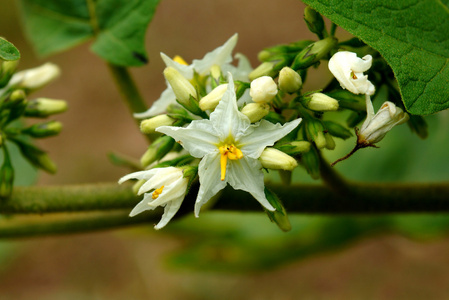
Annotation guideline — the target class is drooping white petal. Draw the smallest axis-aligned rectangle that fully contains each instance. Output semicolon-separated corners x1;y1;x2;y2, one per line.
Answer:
137;169;182;195
157;120;220;158
239;118;302;158
134;87;176;118
149;177;188;207
129;195;157;217
360;94;376;131
118;169;159;184
192;34;238;75
154;196;184;229
209;74;251;141
227;157;275;211
194;152;227;217
161;52;194;79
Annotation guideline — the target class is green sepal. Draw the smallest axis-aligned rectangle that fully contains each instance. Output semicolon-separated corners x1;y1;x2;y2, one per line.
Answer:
323;120;353;140
301;146;320;180
263;187;291;232
291;37;338;70
176;95;208;119
152;154;196;169
10;137;57;173
140;135;175;167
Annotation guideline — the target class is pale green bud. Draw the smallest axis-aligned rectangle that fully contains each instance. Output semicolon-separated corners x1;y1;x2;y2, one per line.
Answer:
264;187;291;232
163;67;197;105
301;147;320;179
140;115;175;134
249;62;276;80
276;141;311;155
291;37;338;70
250;76;278;103
241;103;270;123
323;121;353;140
259;148;298;171
306;120;326;149
24;120;62;138
304;7;326;39
278;67;302;93
324;132;336;150
210;64;222;82
306;93;339;111
199;84;228;111
8;63;60;92
25;98;68;117
0;60;19;88
140;135;175;167
0;159;14;199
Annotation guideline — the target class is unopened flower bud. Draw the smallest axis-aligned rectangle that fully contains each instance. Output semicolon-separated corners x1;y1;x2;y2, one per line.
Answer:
264;188;291;232
306;93;339;111
24;98;68;117
301;147;320;179
278;67;302;93
15;141;57;173
324;132;336;150
140;115;175;134
249;62;276;80
259;148;297;171
8;63;60;92
0;60;19;88
323;120;353;140
304;7;326;38
325;90;365;111
276;140;311;155
291;37;338;70
306;119;326;149
250;76;278;103
0;155;14;199
140;135;175;167
199;84;228;111
23;120;62;138
163;66;197;105
241;103;270;123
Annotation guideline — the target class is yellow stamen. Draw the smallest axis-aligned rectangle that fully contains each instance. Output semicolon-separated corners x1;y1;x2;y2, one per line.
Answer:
152;186;164;199
350;71;358;79
218;144;243;181
173;55;188;66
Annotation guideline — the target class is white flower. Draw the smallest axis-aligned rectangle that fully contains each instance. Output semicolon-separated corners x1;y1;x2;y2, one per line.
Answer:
118;167;189;229
358;96;409;144
328;51;375;95
157;74;301;216
135;34;253;118
250;76;278;103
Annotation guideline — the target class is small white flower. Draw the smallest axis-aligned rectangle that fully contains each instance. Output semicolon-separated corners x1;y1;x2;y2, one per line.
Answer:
358;96;409;145
328;51;375;95
119;167;189;229
250;76;278;103
135;34;252;118
157;74;301;216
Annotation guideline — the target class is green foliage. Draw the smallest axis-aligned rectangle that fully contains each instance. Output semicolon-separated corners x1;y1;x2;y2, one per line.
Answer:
0;38;20;61
301;0;449;115
18;0;160;66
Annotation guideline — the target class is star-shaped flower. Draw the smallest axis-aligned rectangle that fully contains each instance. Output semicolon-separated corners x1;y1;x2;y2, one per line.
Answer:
119;167;189;229
157;74;301;216
135;34;252;118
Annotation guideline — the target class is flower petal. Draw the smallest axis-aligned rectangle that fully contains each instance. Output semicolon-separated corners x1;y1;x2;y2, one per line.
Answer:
157;120;220;158
227;157;274;211
154;195;184;229
160;52;194;79
240;118;302;158
118;169;158;184
209;74;250;141
192;34;238;75
134;87;176;118
129;195;157;217
222;53;253;81
194;152;227;217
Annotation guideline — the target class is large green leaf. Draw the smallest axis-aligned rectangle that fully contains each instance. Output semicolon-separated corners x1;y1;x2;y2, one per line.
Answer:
301;0;449;115
18;0;160;66
0;38;20;61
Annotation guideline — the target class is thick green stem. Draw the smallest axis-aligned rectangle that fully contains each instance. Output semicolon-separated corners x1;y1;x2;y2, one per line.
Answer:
3;182;449;238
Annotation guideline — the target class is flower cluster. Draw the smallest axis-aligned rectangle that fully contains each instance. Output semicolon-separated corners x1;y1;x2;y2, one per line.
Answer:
0;60;67;198
120;12;413;228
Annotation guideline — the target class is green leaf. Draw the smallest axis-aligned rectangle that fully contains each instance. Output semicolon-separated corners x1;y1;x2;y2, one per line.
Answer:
301;0;449;115
18;0;160;66
0;38;20;61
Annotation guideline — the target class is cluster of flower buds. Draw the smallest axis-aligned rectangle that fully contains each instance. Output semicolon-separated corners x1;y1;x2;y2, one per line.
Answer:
0;56;67;198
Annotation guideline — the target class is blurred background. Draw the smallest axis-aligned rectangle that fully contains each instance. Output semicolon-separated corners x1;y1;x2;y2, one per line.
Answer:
1;0;449;299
